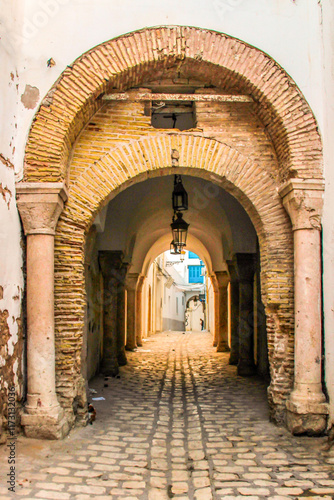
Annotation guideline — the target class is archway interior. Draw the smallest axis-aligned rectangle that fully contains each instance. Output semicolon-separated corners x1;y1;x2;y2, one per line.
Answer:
84;174;269;384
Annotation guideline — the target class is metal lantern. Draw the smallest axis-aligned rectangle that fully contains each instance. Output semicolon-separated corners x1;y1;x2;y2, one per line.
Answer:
172;175;188;212
170;240;181;255
171;212;189;248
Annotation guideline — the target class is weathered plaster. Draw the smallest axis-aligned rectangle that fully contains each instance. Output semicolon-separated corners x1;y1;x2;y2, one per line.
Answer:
321;0;334;428
0;156;24;437
20;84;40;110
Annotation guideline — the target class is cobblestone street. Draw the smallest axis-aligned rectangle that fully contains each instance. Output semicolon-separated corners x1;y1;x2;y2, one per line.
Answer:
0;331;333;499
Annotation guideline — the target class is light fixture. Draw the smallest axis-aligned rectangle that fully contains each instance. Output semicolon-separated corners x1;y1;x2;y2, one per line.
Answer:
170;174;189;253
171;212;189;249
172;175;188;212
170;240;181;255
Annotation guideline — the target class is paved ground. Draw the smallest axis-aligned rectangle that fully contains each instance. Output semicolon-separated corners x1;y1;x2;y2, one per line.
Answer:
0;331;333;499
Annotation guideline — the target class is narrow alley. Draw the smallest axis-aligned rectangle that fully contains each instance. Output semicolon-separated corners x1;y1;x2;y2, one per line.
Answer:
1;331;333;499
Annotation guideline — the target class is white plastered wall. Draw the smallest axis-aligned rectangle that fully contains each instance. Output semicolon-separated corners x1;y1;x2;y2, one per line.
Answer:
321;0;334;426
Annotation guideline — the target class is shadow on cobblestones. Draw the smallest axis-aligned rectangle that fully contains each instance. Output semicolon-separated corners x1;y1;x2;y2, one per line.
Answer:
0;331;333;499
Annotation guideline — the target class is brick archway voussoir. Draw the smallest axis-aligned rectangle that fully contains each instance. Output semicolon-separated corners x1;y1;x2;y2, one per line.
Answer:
24;26;323;184
66;134;276;238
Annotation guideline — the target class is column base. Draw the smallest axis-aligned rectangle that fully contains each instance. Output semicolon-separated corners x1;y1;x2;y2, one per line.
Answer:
216;342;230;353
237;360;257;376
101;361;119;377
125;345;137;352
21;406;70;440
117;349;127;366
286;399;329;436
229;351;239;365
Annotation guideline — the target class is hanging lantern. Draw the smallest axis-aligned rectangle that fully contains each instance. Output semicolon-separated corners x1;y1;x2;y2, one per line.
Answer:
171;212;189;248
170;240;181;255
172;175;188;212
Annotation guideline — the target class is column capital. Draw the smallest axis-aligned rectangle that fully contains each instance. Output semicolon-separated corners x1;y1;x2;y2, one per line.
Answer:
226;259;239;282
99;251;124;278
16;182;68;236
125;272;140;291
236;253;256;283
210;271;230;291
137;274;146;292
279;178;324;231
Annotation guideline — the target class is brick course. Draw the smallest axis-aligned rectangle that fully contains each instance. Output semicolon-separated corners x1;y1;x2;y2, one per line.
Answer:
23;27;322;183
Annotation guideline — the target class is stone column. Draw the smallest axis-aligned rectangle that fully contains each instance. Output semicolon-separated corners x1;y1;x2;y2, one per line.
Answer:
116;263;128;366
99;251;124;377
125;273;139;351
279;179;328;434
210;274;219;347
237;253;257;376
214;271;230;353
227;260;240;365
136;275;145;347
16;182;69;439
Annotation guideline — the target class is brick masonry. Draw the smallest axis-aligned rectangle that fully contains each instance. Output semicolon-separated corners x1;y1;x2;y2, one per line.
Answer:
23;27;323;183
19;27;323;429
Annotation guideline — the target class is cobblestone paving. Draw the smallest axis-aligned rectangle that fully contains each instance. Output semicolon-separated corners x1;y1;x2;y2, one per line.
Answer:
1;331;333;499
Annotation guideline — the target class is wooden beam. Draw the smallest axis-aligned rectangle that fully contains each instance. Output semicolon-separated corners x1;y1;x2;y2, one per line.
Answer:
102;93;254;103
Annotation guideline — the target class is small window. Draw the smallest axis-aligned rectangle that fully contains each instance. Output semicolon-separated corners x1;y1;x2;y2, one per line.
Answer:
176;297;179;314
151;101;195;130
188;265;204;284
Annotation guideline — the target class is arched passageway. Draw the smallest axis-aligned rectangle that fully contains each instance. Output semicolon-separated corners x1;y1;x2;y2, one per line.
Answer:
84;174;269;391
16;26;328;439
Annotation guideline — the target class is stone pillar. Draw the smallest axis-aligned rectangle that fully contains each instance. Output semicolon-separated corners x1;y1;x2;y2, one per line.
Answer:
227;260;239;365
99;251;124;377
16;182;69;439
116;264;128;366
210;274;219;347
214;271;230;353
279;179;328;434
125;273;139;351
255;265;269;378
237;253;257;376
136;275;145;347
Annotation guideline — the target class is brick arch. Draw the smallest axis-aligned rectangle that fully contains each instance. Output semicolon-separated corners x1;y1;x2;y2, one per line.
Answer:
54;134;294;423
24;26;322;184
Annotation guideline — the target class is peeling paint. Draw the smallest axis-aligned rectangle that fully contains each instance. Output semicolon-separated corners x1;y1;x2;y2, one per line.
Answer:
0;153;14;169
0;302;24;432
21;84;40;109
0;182;12;209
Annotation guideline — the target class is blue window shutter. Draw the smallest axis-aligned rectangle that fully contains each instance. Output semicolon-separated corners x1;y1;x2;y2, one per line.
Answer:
188;265;204;283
